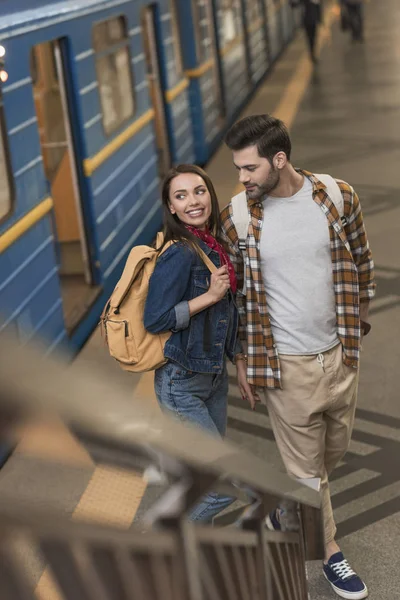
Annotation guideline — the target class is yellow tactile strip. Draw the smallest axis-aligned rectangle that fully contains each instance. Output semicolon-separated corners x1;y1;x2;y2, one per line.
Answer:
72;465;148;528
35;465;148;598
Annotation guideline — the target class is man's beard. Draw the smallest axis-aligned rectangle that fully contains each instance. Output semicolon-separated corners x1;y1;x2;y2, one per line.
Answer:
246;168;280;199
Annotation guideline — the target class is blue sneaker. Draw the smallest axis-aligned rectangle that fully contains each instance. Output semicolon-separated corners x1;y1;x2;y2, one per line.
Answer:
265;505;300;532
265;509;281;530
323;552;368;599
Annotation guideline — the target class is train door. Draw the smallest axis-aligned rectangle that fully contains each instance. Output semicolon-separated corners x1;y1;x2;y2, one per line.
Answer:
141;5;171;178
31;39;97;335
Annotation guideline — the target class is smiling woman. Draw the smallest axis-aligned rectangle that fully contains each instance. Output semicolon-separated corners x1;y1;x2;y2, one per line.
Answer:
168;173;212;230
159;164;224;250
142;163;244;525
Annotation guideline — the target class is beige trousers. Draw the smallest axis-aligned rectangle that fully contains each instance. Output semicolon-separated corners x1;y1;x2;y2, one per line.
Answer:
263;343;359;544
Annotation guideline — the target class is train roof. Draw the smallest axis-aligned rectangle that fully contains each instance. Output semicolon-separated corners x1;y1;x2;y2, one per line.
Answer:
0;0;130;35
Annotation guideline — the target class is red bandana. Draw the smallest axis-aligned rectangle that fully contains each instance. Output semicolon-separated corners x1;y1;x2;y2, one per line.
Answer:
186;226;237;294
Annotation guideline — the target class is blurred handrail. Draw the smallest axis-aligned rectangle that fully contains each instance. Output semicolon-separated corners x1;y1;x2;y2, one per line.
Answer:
0;334;320;509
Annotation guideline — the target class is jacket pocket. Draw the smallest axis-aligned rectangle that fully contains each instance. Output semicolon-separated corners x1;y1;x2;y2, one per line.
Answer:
193;276;210;292
105;319;138;364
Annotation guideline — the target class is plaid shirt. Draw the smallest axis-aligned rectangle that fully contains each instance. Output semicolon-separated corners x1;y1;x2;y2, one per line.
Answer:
220;170;376;389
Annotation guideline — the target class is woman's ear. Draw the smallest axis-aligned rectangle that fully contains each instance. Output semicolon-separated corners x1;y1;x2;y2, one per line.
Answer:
169;202;176;215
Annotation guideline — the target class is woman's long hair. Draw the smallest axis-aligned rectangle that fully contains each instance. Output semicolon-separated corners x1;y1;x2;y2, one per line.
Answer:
159;164;223;251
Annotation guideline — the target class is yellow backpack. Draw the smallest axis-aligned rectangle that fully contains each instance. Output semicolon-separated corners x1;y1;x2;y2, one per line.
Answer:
100;233;216;373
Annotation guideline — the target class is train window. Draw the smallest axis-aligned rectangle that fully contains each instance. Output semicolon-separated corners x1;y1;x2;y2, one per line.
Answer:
246;0;266;36
220;0;241;45
169;1;183;77
193;0;214;63
0;93;14;223
30;44;58;88
248;0;263;21
92;16;135;136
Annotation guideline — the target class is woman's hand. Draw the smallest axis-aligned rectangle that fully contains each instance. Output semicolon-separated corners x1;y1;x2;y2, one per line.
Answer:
236;358;261;410
188;265;230;316
207;265;230;303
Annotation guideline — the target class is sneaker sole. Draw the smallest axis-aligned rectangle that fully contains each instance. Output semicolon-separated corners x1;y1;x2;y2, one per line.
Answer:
323;571;368;599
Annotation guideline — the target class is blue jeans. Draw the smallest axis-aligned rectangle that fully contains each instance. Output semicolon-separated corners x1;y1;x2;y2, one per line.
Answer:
154;361;235;523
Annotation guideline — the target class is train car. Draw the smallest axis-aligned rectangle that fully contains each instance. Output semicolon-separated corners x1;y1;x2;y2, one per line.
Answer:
0;0;296;357
175;0;296;164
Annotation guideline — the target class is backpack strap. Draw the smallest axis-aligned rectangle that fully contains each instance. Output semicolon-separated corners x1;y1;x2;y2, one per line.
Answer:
197;248;217;273
109;236;175;311
315;174;353;253
231;190;250;295
156;232;175;256
111;247;154;310
314;173;344;219
231;190;250;244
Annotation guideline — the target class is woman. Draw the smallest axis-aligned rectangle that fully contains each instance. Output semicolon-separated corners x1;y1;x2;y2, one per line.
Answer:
144;164;244;523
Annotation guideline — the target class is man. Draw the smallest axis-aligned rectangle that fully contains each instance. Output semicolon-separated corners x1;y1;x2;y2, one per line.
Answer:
291;0;322;64
221;115;375;599
343;0;365;42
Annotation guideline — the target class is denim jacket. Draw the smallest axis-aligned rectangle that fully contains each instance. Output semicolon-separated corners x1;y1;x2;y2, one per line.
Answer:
144;241;240;373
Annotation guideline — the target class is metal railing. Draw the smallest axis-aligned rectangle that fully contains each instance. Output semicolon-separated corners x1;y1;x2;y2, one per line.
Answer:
0;336;324;599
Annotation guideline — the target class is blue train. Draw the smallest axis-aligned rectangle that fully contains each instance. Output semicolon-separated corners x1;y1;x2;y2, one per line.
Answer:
0;0;298;355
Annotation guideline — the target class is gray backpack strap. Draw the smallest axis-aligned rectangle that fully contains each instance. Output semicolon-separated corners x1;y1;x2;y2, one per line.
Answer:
231;190;250;295
314;173;344;218
231;190;249;242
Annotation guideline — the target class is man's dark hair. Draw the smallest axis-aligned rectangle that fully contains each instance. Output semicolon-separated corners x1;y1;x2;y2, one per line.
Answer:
225;114;292;163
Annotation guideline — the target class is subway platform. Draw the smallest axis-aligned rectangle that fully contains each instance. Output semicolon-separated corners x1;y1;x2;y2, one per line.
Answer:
0;0;399;598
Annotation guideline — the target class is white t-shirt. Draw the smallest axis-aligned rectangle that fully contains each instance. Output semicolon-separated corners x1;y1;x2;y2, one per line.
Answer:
260;177;339;355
